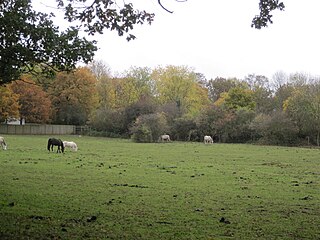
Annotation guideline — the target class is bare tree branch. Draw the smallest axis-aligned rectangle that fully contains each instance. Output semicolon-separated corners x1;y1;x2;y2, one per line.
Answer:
158;0;173;13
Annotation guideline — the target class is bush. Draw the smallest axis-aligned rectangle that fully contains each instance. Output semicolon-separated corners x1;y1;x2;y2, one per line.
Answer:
130;113;169;143
90;108;127;136
172;117;197;141
131;124;152;143
250;111;299;145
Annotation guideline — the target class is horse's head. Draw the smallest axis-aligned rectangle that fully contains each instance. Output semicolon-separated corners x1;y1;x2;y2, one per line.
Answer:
60;140;65;153
47;138;52;151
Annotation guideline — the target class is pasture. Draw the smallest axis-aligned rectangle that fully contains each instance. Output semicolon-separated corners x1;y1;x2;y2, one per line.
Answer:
0;135;319;239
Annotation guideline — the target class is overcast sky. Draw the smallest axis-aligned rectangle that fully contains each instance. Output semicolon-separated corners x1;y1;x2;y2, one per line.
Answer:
40;0;320;80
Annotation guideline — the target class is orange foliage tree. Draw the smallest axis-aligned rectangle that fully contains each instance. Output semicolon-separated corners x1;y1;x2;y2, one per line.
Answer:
49;67;98;125
10;76;52;123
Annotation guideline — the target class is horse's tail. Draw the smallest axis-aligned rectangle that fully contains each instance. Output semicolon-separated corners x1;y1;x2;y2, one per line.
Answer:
47;138;51;151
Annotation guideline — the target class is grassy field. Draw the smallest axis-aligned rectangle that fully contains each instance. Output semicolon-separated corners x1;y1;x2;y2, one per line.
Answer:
0;135;319;239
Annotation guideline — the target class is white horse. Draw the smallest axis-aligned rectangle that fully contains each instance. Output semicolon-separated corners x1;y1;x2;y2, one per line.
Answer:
160;134;171;142
63;141;78;151
0;136;7;150
204;135;213;144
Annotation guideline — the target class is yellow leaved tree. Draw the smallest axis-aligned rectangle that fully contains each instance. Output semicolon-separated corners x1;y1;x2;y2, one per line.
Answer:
152;65;209;117
0;84;20;123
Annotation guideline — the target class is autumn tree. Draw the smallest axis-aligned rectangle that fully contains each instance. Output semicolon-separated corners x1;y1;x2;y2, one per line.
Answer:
244;74;274;113
207;77;239;102
124;67;155;97
211;83;257;142
152;65;209;118
284;83;320;145
95;77;142;110
214;86;256;111
90;60;115;111
49;67;98;125
103;67;156;110
91;65;157;136
272;72;311;112
89;61;127;135
0;84;20;123
9;76;52;123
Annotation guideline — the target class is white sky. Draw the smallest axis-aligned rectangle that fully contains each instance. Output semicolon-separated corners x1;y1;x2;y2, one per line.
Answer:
39;0;320;80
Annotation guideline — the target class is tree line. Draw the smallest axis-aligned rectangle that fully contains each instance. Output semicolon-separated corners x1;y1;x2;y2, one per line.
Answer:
1;61;319;146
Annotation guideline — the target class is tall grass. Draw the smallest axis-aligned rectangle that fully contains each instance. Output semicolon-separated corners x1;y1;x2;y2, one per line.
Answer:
0;135;319;239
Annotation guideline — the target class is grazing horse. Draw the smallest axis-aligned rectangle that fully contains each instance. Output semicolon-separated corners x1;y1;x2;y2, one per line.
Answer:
160;134;171;142
63;141;78;152
47;138;64;153
204;135;213;144
0;136;7;150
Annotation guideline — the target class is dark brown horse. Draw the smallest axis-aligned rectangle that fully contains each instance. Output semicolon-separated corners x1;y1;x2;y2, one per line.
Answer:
47;138;64;153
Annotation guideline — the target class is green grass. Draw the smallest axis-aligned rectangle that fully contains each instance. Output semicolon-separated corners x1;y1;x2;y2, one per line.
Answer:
0;135;319;239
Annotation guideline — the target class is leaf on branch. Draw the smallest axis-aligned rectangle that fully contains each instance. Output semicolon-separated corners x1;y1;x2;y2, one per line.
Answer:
251;0;285;29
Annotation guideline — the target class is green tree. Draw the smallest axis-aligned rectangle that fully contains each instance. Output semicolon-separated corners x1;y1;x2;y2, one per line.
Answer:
0;0;154;85
124;67;155;97
171;117;197;141
284;84;320;146
91;108;126;137
207;77;238;102
272;71;291;110
273;83;294;111
124;95;157;133
196;105;231;143
215;86;256;111
244;74;274;113
225;109;255;143
0;0;97;85
250;111;299;145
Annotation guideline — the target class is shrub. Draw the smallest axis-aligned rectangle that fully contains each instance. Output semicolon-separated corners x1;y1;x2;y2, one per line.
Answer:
250;111;299;145
171;117;197;141
130;113;169;143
